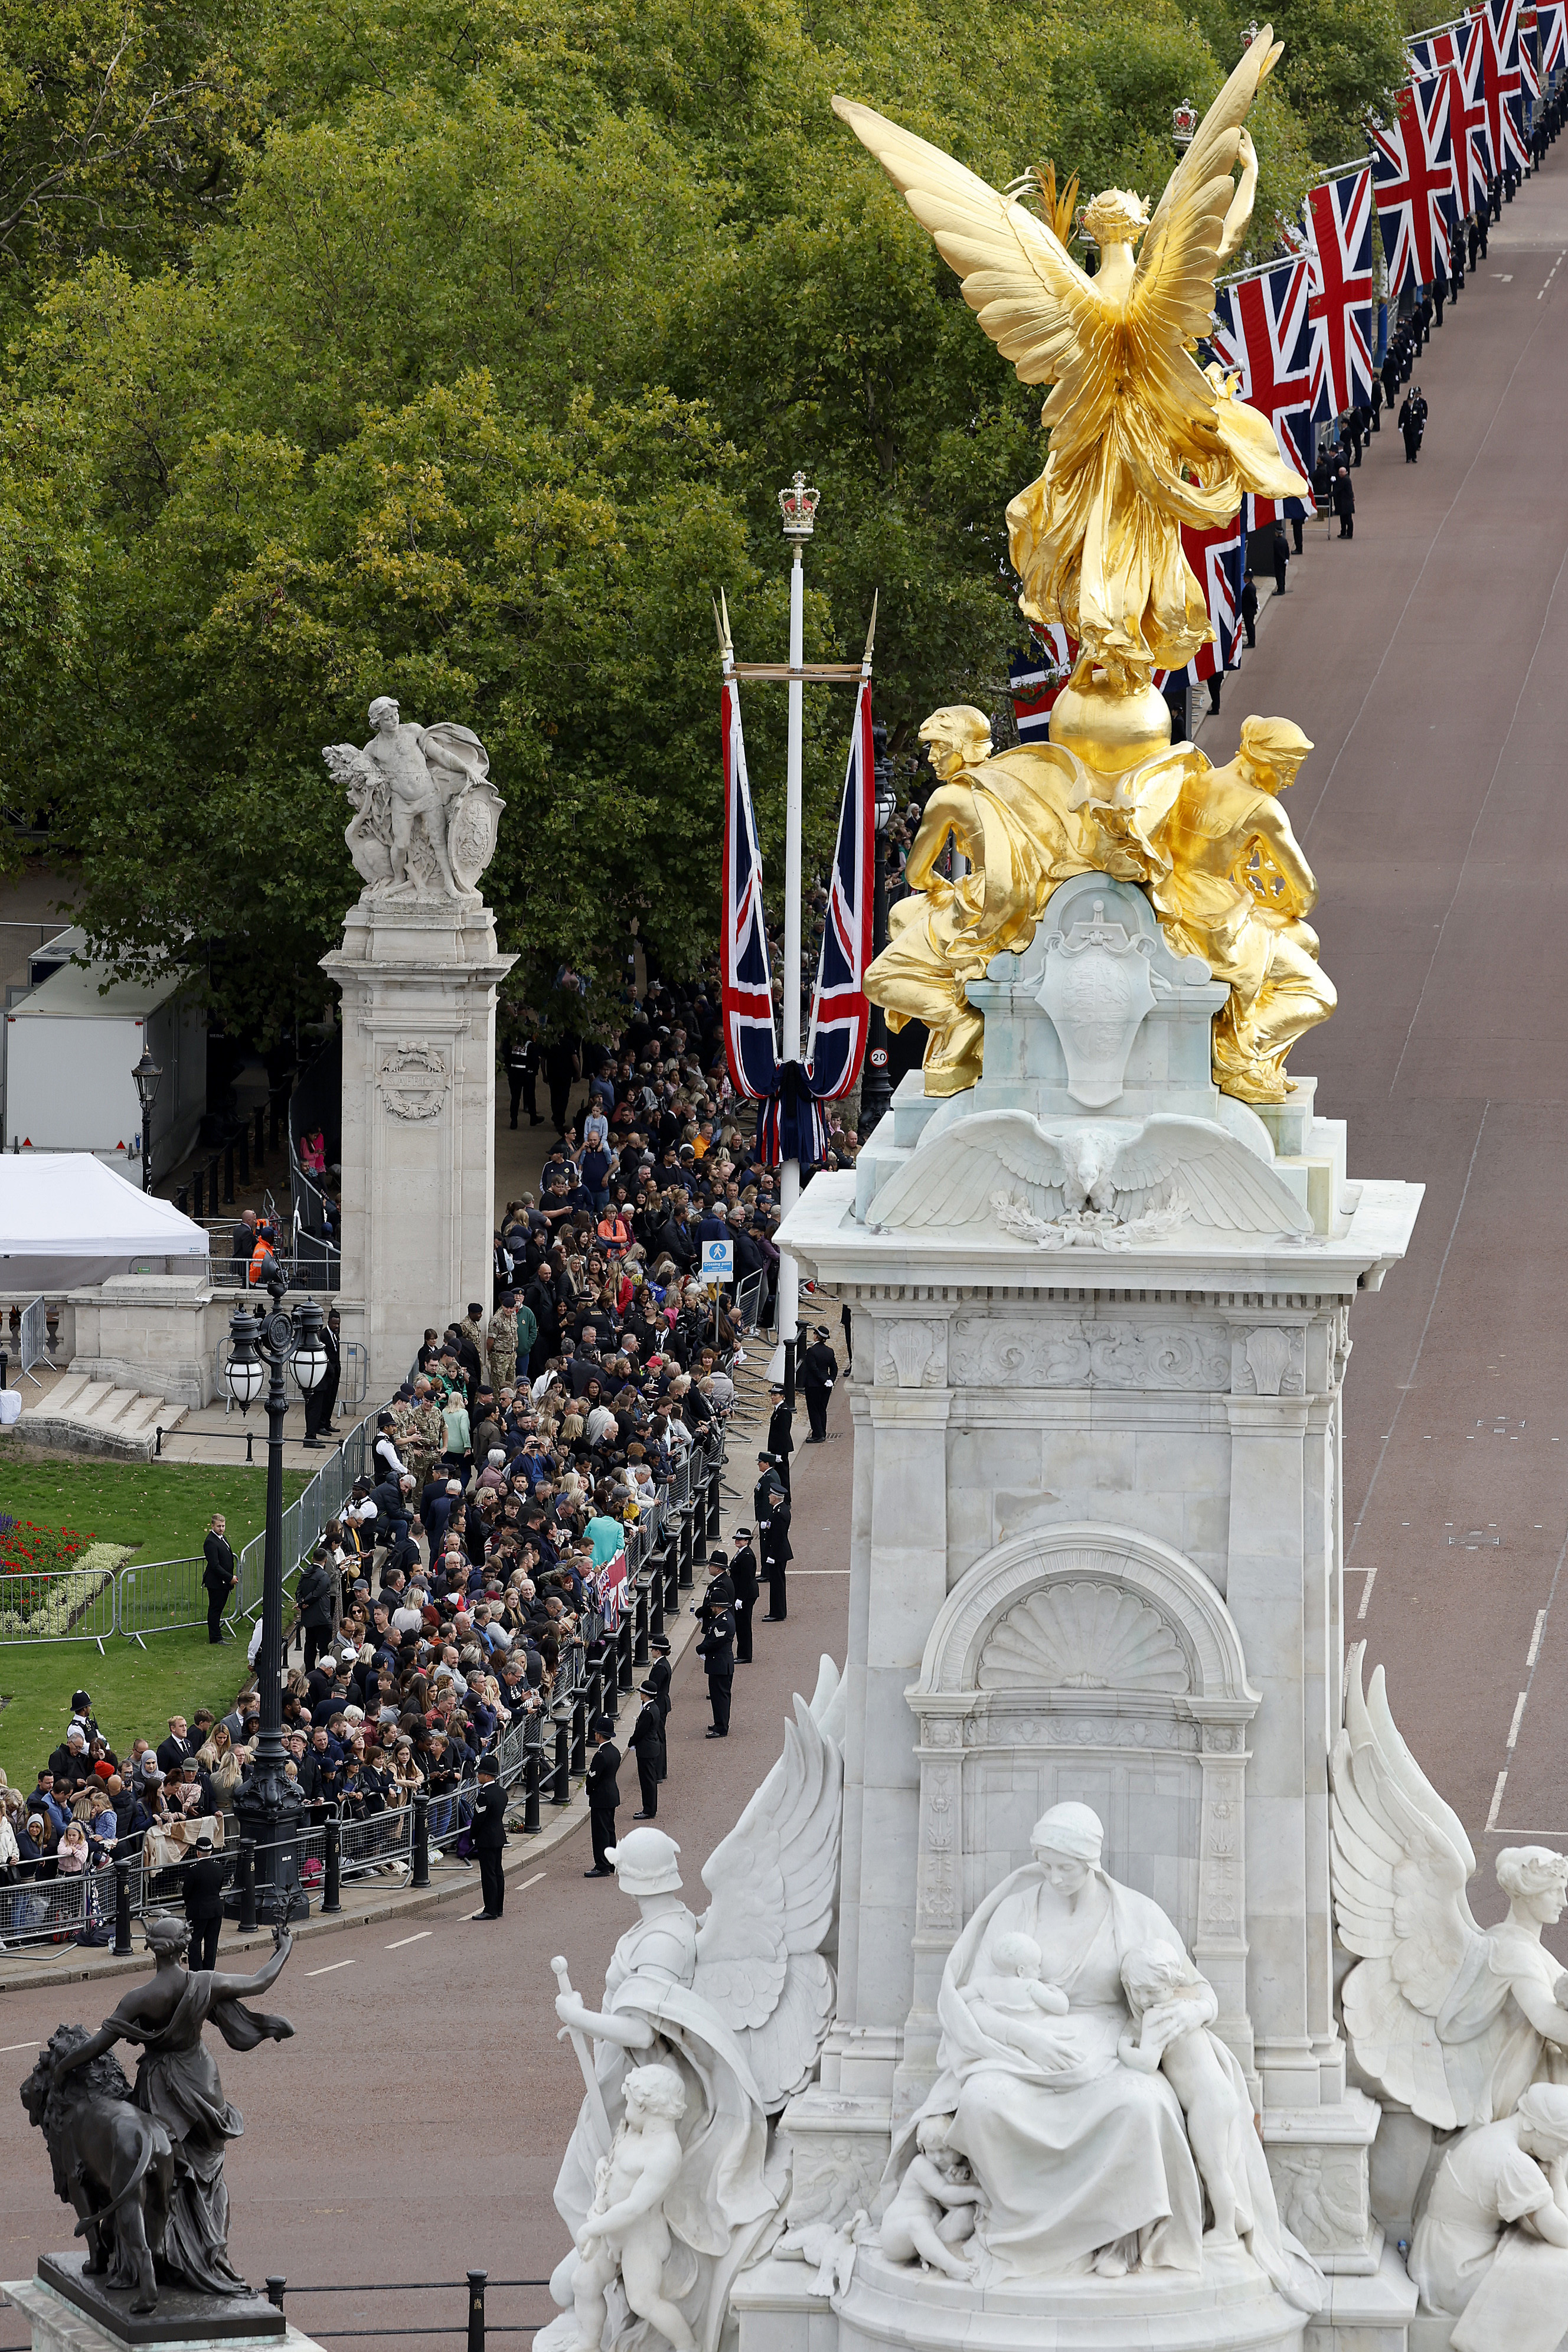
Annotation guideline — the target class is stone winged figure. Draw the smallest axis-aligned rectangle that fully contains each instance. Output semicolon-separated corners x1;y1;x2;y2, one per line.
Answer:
538;1664;846;2352
324;695;505;901
834;30;1308;688
1331;1643;1568;2130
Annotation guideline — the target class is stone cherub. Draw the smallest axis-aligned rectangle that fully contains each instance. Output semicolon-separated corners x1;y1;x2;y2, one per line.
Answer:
877;2113;983;2279
324;696;504;901
959;1930;1082;2073
569;2064;696;2352
1118;1943;1247;2245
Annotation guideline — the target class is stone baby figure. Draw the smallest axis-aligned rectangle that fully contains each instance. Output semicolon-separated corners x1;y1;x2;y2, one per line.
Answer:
878;2113;984;2278
959;1930;1084;2073
1118;1944;1246;2244
570;2063;695;2352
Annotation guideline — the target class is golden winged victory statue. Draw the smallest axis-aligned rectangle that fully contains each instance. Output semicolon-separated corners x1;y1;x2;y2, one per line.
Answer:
835;32;1334;1104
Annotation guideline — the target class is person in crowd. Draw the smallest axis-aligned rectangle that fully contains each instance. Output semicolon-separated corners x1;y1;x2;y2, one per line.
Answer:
802;1325;838;1444
1399;388;1423;463
469;1755;508;1920
697;1599;736;1739
203;1513;236;1644
1332;466;1355;541
181;1834;227;1969
303;1306;341;1450
1271;521;1289;597
584;1716;620;1876
629;1680;664;1819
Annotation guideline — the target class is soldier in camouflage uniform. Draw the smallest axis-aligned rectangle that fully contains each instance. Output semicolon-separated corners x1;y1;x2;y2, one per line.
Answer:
486;1298;519;1393
405;1378;446;1496
459;1304;489;1370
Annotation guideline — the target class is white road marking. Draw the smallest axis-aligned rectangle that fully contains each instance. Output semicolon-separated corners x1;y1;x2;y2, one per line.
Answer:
1487;1770;1508;1831
515;1871;547;1893
306;1957;358;1976
1527;1609;1548;1664
1354;1565;1378;1621
1507;1692;1528;1749
0;2041;41;2054
386;1931;432;1950
1495;272;1514;280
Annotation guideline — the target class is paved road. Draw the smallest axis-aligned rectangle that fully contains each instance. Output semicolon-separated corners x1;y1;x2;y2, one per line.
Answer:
1201;156;1568;1907
0;1387;854;2344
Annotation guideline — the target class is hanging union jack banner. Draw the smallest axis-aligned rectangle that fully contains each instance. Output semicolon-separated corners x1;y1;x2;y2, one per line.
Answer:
1446;15;1498;213
1374;79;1456;295
801;677;874;1105
1538;0;1567;78
1483;0;1530;166
1009;626;1075;744
1154;518;1245;691
1520;4;1540;115
1212;257;1314;511
1303;170;1377;420
720;674;781;1103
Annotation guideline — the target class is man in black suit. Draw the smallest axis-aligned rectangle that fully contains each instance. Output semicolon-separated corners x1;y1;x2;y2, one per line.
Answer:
629;1682;664;1818
766;1388;795;1495
754;1457;792;1622
295;1551;336;1674
302;1308;342;1449
469;1756;508;1920
728;1532;759;1665
801;1326;838;1443
584;1716;620;1875
647;1635;671;1781
156;1716;193;1776
202;1515;236;1644
697;1605;735;1738
182;1835;228;1970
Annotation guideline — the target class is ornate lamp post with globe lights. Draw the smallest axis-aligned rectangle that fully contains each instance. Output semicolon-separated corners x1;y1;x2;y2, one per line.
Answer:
860;723;901;1136
226;1270;328;1920
131;1044;162;1194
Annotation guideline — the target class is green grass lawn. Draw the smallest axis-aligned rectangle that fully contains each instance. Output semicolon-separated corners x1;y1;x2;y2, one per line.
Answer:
0;1460;308;1787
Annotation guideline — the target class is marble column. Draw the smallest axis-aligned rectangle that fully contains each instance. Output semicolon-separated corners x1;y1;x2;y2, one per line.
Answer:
322;897;514;1397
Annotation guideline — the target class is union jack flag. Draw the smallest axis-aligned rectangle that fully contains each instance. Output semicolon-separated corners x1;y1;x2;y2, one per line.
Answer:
1483;0;1530;167
1304;169;1377;420
720;674;780;1103
1374;79;1456;295
802;677;874;1102
1212;258;1314;514
1539;0;1567;76
1521;2;1540;114
1009;626;1075;744
594;1546;628;1632
1154;518;1244;690
1443;17;1498;215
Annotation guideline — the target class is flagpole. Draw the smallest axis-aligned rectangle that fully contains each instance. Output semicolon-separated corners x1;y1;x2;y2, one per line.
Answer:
775;470;819;1404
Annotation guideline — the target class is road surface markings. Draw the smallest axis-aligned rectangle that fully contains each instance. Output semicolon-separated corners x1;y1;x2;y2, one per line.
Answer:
386;1931;432;1950
0;2041;40;2054
306;1957;358;1976
1539;251;1565;300
1528;1609;1548;1666
1354;1565;1378;1621
1507;1692;1528;1749
1487;1771;1509;1831
1495;272;1514;280
515;1871;547;1894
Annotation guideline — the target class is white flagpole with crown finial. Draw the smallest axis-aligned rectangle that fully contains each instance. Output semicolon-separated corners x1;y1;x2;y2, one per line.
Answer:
772;469;819;1394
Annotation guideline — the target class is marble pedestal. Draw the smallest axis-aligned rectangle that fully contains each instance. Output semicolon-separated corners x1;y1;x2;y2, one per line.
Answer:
767;876;1425;2352
321;896;513;1396
2;2274;318;2352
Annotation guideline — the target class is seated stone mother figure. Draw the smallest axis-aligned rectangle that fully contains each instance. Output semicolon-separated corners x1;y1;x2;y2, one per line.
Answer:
935;1803;1204;2278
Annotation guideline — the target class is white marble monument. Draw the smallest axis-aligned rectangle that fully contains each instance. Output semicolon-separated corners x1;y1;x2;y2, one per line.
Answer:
320;698;513;1394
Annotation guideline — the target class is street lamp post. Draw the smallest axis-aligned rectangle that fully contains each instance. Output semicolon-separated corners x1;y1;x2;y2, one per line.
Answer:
860;723;900;1138
131;1044;162;1195
226;1270;328;1922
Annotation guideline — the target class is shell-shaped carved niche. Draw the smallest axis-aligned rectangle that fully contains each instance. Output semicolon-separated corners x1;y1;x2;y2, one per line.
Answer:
978;1579;1191;1694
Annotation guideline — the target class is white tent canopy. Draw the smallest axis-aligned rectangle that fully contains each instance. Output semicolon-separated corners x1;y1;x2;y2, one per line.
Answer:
0;1153;210;1292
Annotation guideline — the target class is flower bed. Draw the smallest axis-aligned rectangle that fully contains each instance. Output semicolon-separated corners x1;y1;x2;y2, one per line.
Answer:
0;1538;129;1640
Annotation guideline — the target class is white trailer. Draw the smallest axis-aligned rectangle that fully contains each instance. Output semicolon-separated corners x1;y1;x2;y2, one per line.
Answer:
2;932;206;1184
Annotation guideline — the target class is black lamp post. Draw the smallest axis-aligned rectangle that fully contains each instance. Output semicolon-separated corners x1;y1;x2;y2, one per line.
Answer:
860;722;900;1138
226;1269;328;1921
132;1043;162;1195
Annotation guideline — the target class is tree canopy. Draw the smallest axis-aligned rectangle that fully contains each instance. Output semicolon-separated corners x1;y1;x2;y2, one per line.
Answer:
0;0;1406;1034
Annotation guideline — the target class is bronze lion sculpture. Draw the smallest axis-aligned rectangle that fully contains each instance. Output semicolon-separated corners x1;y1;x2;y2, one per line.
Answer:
20;2024;175;2313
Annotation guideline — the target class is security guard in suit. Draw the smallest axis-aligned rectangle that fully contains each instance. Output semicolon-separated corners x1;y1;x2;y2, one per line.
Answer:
629;1682;664;1818
727;1532;759;1664
469;1756;508;1919
697;1606;736;1737
584;1716;620;1874
181;1836;228;1971
801;1327;839;1443
766;1387;795;1494
647;1635;672;1781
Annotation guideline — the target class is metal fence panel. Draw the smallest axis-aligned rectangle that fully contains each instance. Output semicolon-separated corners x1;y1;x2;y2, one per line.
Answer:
0;1560;120;1648
115;1556;207;1639
1;1861;115;1946
18;1292;47;1382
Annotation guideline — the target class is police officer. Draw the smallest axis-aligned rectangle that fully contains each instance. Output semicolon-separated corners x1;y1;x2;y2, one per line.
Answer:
629;1681;664;1818
182;1835;227;1971
698;1603;736;1737
468;1754;507;1920
801;1326;839;1444
754;1454;792;1622
729;1530;759;1664
584;1715;620;1876
506;1029;541;1128
647;1634;671;1780
766;1386;795;1494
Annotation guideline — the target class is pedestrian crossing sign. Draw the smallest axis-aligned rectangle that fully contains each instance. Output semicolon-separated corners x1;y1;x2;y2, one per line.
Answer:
701;1239;734;1284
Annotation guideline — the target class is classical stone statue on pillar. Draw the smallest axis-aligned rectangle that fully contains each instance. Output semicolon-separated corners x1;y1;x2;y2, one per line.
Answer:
323;697;505;902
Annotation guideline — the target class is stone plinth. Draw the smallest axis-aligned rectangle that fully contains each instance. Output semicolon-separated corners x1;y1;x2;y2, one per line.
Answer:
321;897;514;1396
2;2272;315;2352
64;1274;218;1406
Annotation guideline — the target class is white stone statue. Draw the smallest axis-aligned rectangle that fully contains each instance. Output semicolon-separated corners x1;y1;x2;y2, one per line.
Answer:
569;2064;697;2352
1116;1943;1252;2246
324;696;504;901
883;1802;1320;2308
1331;1642;1568;2129
876;2115;981;2278
1407;2083;1568;2350
538;1668;845;2352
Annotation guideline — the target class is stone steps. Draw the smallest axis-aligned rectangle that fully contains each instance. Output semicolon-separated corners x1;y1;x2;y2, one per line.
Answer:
19;1374;185;1461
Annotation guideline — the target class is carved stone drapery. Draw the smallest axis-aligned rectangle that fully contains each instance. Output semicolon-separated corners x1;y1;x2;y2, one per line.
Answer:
903;1523;1260;2097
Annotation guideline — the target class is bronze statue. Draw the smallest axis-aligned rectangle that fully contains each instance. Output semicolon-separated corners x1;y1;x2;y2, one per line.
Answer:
32;1912;296;2304
21;2028;176;2314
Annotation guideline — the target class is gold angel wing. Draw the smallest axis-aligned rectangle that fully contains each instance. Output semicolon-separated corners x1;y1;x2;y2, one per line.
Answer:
831;97;1107;390
1131;30;1283;359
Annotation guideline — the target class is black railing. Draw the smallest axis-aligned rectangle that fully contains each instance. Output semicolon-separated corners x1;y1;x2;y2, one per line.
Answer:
263;2272;553;2344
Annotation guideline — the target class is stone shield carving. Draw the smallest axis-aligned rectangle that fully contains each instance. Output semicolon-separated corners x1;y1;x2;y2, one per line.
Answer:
380;1041;449;1122
1035;899;1159;1109
448;776;506;894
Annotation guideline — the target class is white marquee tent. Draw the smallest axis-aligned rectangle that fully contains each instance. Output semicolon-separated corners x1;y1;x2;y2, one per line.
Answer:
0;1152;210;1293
